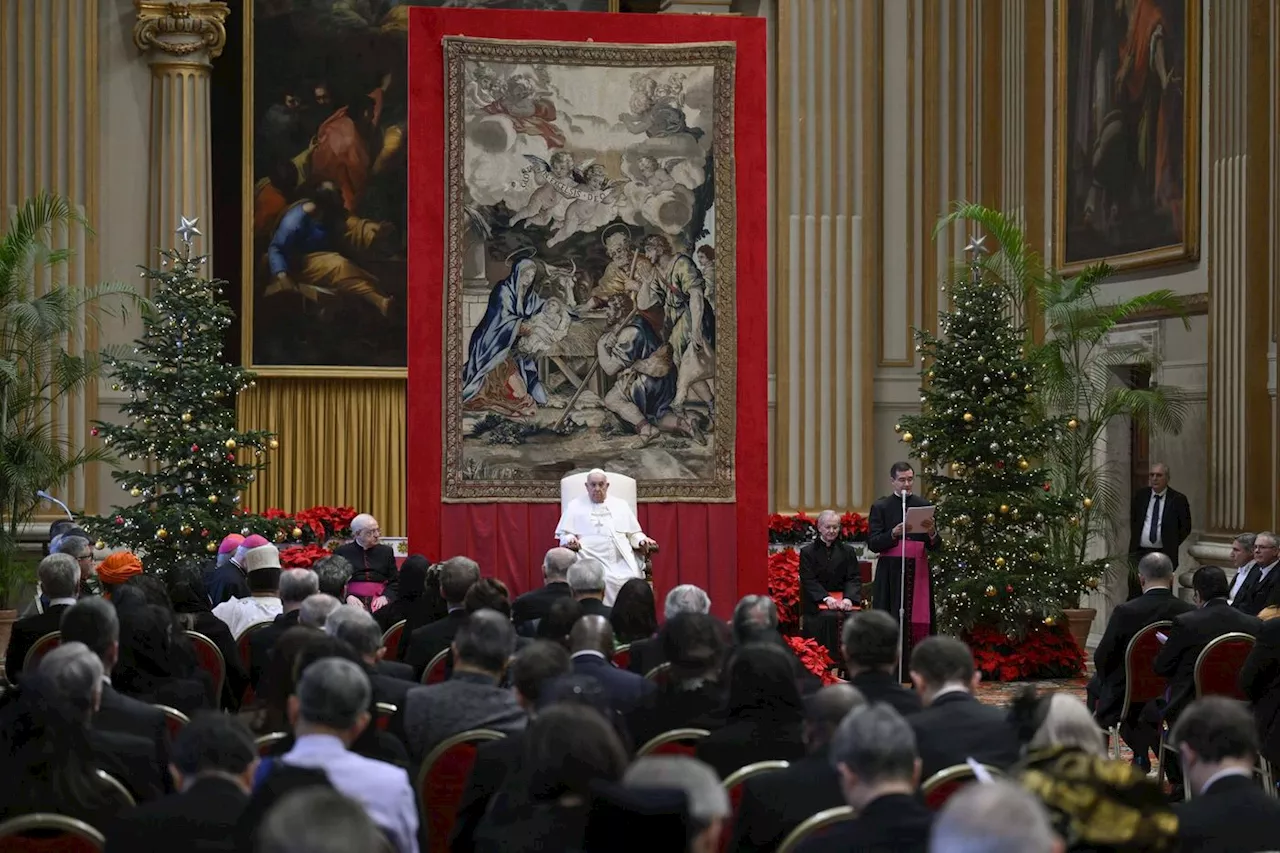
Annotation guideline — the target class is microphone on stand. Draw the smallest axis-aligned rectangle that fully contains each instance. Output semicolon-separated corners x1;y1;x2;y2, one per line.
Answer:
36;490;74;520
898;487;908;682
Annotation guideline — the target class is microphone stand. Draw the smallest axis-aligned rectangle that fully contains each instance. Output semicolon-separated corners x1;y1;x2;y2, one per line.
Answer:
898;488;908;683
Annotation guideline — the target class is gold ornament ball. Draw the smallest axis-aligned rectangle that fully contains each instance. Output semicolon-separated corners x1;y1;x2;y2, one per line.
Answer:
1044;615;1057;626
900;432;913;443
292;527;303;539
181;412;193;423
985;513;996;523
999;504;1010;514
893;423;902;433
1069;515;1081;527
225;438;237;450
180;524;193;536
927;370;935;380
1010;508;1020;519
1067;418;1079;430
268;438;279;450
1082;497;1094;509
274;530;287;543
1018;458;1030;471
1029;552;1041;562
206;542;218;553
129;487;142;497
994;556;1006;567
156;527;168;540
1024;384;1033;392
963;412;975;423
1086;576;1100;590
94;540;106;550
976;355;985;363
984;585;998;598
208;494;219;504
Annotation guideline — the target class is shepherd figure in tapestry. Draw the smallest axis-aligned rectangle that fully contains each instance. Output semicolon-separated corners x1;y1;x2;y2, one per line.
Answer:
443;39;736;502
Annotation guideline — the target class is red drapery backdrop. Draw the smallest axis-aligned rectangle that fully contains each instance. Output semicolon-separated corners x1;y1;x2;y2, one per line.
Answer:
407;9;768;620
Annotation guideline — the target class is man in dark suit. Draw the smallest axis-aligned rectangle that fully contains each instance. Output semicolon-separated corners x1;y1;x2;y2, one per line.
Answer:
106;713;257;853
511;547;576;628
5;553;80;683
626;584;712;676
1155;566;1263;726
249;568;319;688
569;615;653;715
568;557;612;619
907;637;1020;779
841;610;921;716
868;462;940;674
729;683;864;853
1089;551;1194;770
403;555;479;677
799;510;862;660
627;612;727;749
1240;615;1280;766
1173;696;1280;850
59;596;172;791
1128;463;1193;599
331;513;400;609
1232;531;1280;617
796;704;933;853
327;606;415;737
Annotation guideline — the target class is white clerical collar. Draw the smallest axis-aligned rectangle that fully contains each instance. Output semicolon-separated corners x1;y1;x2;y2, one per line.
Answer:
894;490;911;499
1200;766;1252;796
48;597;78;607
571;650;607;661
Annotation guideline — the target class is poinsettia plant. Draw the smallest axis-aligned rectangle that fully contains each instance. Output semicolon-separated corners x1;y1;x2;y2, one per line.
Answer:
784;635;842;685
768;512;868;546
278;544;334;570
964;623;1084;682
767;549;801;631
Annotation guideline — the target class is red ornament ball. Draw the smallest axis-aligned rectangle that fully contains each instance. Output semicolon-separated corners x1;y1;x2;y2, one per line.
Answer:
200;528;209;537
91;427;100;437
114;516;124;525
1042;482;1052;491
995;461;1004;469
1006;585;1014;593
226;453;235;462
191;444;200;452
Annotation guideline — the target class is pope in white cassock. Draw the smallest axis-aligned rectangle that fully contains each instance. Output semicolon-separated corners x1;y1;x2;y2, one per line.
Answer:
555;469;658;604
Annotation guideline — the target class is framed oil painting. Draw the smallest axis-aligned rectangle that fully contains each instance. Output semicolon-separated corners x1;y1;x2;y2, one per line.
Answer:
241;0;619;377
440;37;737;501
1054;0;1201;273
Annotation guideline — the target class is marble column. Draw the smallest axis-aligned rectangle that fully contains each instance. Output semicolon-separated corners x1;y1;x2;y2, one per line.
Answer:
133;0;229;265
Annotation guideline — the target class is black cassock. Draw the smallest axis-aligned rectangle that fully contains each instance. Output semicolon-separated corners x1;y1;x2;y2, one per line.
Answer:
798;539;862;660
868;493;940;672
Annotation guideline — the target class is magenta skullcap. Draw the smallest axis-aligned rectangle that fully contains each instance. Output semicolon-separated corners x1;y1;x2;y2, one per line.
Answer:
218;533;245;555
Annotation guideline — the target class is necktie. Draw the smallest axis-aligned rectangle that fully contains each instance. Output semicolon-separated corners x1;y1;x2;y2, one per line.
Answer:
1148;494;1162;545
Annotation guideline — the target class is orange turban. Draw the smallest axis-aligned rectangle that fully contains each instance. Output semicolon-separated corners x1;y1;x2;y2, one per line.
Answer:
97;551;143;590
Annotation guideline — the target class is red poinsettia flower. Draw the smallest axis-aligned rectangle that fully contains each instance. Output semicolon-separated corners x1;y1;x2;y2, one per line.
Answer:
963;622;1084;681
784;635;842;685
767;549;801;630
278;543;334;570
839;512;869;539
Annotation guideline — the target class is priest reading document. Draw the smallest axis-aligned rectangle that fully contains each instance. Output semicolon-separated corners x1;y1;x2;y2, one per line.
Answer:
556;469;658;604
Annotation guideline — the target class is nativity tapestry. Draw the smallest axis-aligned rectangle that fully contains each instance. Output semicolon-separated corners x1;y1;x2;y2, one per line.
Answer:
441;37;736;502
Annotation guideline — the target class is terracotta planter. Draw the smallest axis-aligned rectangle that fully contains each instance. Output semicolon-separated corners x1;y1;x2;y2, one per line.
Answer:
0;609;17;670
1063;607;1097;655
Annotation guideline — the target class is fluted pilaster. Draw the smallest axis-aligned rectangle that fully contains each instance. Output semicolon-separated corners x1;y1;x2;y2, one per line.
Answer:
134;0;228;265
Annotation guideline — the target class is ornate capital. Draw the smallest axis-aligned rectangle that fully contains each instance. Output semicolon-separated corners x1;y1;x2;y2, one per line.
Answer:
134;1;230;64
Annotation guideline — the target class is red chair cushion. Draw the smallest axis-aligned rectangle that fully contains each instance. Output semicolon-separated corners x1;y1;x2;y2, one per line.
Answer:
1198;639;1253;699
383;623;405;661
924;778;966;810
422;744;480;853
0;831;101;853
650;740;697;757
190;637;225;695
1125;626;1169;705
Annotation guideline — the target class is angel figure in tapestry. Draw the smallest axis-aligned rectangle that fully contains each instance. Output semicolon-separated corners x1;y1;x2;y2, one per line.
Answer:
547;164;627;246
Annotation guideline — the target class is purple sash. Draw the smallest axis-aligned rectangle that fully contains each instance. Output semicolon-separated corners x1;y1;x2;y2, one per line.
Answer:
347;581;386;599
898;539;932;646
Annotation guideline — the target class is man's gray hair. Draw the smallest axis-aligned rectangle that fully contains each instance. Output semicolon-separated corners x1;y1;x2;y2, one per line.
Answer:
732;595;778;644
295;657;371;730
1150;462;1170;477
299;593;342;628
815;509;840;527
1234;532;1257;551
664;584;711;620
350;513;378;535
1257;531;1279;549
1029;692;1106;756
325;605;382;657
543;547;577;581
455;609;517;672
37;553;80;599
257;789;386;853
1137;551;1174;581
829;704;917;784
279;568;319;606
311;555;353;599
567;557;606;594
52;534;91;559
36;641;104;716
930;779;1058;853
623;756;729;827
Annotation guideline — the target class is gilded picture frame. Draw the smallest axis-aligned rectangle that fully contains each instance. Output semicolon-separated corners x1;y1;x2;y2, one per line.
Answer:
1053;0;1201;274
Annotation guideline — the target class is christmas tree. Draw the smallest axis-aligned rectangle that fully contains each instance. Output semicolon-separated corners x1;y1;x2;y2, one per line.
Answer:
82;218;287;571
896;235;1095;637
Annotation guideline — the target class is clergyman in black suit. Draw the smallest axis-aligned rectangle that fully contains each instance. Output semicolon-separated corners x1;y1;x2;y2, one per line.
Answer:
1172;696;1280;851
5;553;80;684
106;713;256;853
728;684;864;853
1240;615;1280;766
798;511;862;661
511;547;577;629
841;610;922;716
1087;552;1193;768
869;462;940;674
1128;463;1193;599
403;556;479;676
1232;532;1280;617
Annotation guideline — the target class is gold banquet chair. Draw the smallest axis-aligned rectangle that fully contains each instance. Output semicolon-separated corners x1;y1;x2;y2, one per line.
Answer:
559;470;653;582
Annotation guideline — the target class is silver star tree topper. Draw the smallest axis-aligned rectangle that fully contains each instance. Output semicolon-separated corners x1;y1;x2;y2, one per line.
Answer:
176;216;202;244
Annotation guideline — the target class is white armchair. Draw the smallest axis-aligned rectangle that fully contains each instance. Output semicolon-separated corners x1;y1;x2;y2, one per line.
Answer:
558;470;654;583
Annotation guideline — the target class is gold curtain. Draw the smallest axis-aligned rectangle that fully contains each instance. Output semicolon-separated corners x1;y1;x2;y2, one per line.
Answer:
236;378;407;534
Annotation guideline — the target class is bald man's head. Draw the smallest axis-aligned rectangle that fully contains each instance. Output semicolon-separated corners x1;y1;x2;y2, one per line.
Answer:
569;614;614;656
804;683;866;752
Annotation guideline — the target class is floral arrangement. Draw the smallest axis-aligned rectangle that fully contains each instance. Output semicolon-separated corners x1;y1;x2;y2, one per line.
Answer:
768;512;868;546
293;505;358;542
767;549;801;631
964;623;1085;682
278;544;334;570
243;504;358;546
784;635;842;686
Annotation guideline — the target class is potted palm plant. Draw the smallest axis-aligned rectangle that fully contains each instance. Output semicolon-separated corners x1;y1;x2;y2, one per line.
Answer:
0;193;141;647
937;204;1188;652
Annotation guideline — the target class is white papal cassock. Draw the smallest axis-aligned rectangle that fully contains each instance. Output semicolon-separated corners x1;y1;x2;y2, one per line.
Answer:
555;494;647;604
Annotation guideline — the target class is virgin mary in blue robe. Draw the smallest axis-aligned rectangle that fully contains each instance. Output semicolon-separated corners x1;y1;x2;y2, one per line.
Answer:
462;258;549;406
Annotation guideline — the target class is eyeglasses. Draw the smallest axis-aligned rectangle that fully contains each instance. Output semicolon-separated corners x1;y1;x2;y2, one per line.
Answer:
76;553;93;561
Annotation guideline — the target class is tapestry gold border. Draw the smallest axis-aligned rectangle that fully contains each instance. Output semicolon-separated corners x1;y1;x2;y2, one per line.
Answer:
440;36;738;503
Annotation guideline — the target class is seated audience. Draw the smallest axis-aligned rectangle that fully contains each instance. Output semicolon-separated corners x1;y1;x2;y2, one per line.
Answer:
243;625;322;735
96;549;144;599
473;703;628;853
797;704;932;853
1233;532;1280;617
59;596;172;785
1226;533;1257;605
535;596;583;649
1011;689;1176;851
622;756;731;853
907;636;1020;778
568;557;613;618
627;583;712;675
256;788;389;853
6;552;80;683
249;568;319;688
22;530;97;616
278;657;419;853
106;712;257;852
841;610;922;715
729;683;865;853
1172;696;1280;851
168;562;248;709
931;780;1062;853
511;547;577;628
207;534;267;605
695;643;807;778
570;614;654;715
1240;613;1280;765
299;592;342;629
112;581;213;714
212;543;284;637
731;594;821;693
1089;551;1194;772
452;641;574;853
332;513;399;607
610;578;658;645
326;605;412;733
403;555;479;674
0;642;159;826
311;554;360;608
404;609;526;762
374;554;447;635
627;612;728;748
